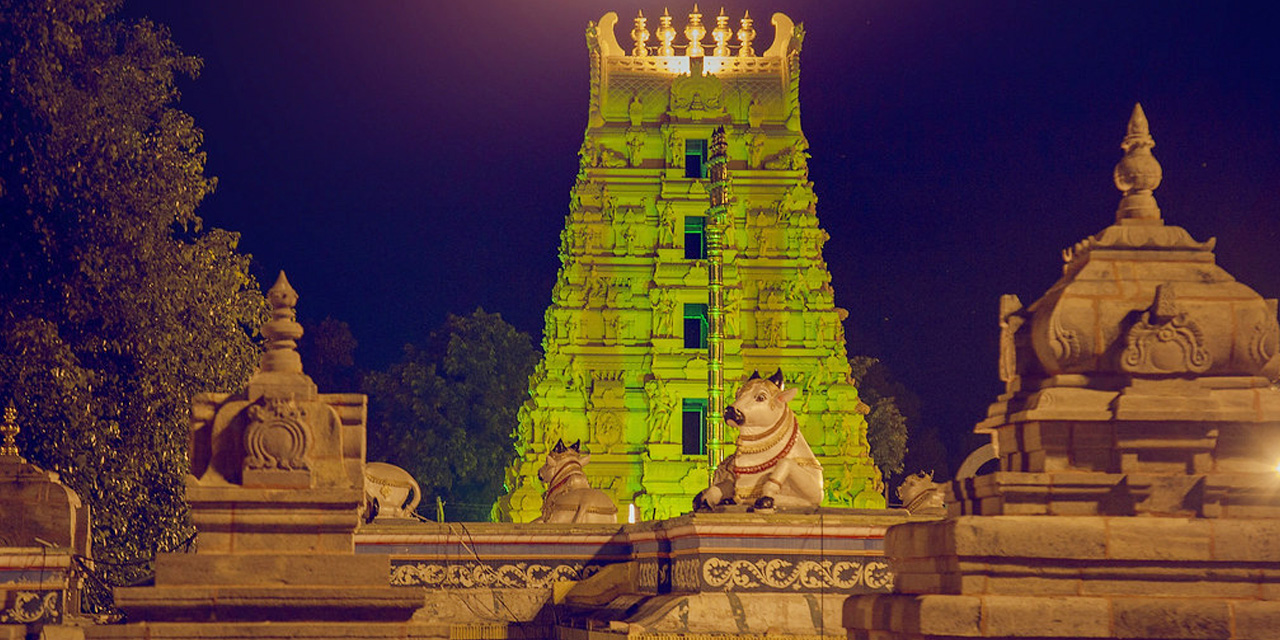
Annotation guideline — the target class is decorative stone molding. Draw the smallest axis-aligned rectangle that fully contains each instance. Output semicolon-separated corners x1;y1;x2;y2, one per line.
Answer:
243;397;312;472
1120;284;1211;375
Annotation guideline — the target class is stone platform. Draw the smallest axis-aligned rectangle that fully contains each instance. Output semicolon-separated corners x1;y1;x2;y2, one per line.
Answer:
351;509;928;639
844;515;1280;639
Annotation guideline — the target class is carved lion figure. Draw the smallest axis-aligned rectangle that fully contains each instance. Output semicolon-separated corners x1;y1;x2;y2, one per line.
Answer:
536;440;618;524
694;369;824;511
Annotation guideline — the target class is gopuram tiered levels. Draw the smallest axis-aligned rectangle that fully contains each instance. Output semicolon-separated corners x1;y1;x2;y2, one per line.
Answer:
499;8;883;521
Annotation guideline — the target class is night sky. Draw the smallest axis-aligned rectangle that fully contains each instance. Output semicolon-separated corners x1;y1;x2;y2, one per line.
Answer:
123;1;1280;471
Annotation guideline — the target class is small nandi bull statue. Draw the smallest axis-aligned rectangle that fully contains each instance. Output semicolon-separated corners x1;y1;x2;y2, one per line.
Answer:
363;461;423;521
694;369;823;511
536;439;618;524
897;470;946;516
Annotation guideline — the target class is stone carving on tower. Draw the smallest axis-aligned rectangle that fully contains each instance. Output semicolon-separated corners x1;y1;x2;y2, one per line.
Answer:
498;8;882;522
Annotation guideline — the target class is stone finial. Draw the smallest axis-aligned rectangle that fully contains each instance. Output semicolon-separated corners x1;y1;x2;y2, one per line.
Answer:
737;10;756;57
712;8;732;56
630;10;649;57
260;271;305;374
1;403;19;458
1114;103;1163;223
685;4;706;57
656;8;677;56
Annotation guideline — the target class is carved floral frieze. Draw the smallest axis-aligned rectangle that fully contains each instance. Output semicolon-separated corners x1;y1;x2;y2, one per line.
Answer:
0;590;60;625
389;561;600;589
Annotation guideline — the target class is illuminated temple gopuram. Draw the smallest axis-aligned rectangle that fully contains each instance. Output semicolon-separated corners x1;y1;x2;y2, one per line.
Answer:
498;8;883;521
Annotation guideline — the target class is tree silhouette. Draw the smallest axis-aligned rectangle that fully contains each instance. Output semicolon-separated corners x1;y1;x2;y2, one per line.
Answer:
364;309;538;521
0;0;266;610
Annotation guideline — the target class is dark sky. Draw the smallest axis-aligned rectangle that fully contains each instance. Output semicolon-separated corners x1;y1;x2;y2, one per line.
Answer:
123;1;1280;469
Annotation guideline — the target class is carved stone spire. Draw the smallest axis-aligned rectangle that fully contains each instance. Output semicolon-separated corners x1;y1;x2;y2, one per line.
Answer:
1114;103;1163;223
260;271;305;374
685;4;706;57
711;7;732;56
630;10;649;57
736;10;756;57
656;8;676;56
1;403;19;458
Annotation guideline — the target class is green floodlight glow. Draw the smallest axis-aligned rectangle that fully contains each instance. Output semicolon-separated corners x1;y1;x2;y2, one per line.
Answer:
496;11;886;523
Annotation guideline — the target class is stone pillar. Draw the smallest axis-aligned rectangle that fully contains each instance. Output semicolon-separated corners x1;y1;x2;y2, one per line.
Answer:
845;105;1280;639
106;273;421;636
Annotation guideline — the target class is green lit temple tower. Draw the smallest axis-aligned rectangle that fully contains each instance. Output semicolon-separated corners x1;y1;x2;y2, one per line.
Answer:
498;8;883;521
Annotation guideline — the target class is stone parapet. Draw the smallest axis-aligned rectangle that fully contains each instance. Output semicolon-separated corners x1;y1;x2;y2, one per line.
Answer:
359;521;627;589
0;549;74;628
880;516;1280;599
186;485;364;554
950;470;1280;519
625;509;911;595
846;594;1280;640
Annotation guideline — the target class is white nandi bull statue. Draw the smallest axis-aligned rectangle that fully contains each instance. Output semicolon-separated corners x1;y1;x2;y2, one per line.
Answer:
535;439;619;524
363;461;422;522
694;369;824;511
897;470;946;516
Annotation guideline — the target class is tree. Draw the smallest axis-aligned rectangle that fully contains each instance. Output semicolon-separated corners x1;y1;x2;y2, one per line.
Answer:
364;309;539;521
301;316;361;393
849;356;922;482
0;0;266;609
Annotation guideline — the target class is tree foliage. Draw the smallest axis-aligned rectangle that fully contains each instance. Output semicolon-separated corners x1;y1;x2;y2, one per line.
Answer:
301;316;361;393
364;309;538;522
0;0;266;608
849;356;918;481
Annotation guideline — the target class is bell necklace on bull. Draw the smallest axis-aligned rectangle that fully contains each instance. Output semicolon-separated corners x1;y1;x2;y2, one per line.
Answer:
705;125;731;479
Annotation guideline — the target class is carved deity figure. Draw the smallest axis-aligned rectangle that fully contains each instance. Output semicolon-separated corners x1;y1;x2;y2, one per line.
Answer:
658;203;678;248
666;130;684;169
651;290;677;336
693;370;824;511
645;378;676;442
625;129;646;168
536;440;618;524
746;131;766;168
628;93;644;126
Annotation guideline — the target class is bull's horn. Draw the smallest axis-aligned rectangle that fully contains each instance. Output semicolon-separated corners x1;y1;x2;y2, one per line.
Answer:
769;368;785;388
570;440;582;452
553;439;567;453
749;370;761;380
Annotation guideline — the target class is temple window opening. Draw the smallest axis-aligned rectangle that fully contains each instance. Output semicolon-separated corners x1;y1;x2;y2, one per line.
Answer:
684;138;708;179
684;215;707;259
681;398;708;456
683;303;708;349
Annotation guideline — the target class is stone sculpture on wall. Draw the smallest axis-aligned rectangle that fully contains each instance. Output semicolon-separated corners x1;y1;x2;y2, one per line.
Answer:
535;440;619;524
693;370;823;511
363;461;422;521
